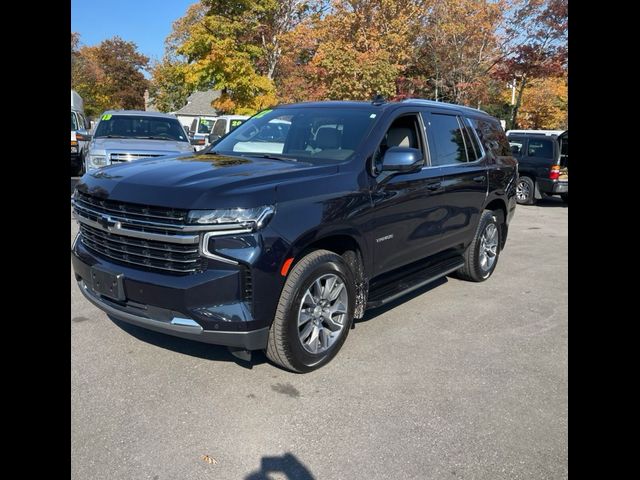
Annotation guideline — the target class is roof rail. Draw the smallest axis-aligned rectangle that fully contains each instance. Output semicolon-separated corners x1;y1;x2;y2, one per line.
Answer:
371;94;386;106
400;98;489;115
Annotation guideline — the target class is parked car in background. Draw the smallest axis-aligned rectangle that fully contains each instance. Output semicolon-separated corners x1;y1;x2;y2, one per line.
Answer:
71;90;92;175
187;116;217;151
71;99;517;372
205;115;249;146
507;130;568;204
83;111;195;172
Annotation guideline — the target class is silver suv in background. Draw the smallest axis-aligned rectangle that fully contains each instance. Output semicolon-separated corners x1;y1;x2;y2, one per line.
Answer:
84;111;194;172
205;115;249;147
187;116;217;150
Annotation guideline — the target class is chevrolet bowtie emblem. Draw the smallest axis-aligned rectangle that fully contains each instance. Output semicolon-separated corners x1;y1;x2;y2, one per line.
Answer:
98;214;120;229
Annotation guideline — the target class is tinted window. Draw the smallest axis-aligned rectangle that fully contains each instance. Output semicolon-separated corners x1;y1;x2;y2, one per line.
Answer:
214;108;378;162
71;112;78;131
229;119;245;131
471;118;511;157
461;120;481;161
212;119;227;137
559;133;568;167
94;115;188;142
428;113;468;165
527;138;554;159
508;136;526;158
198;118;215;134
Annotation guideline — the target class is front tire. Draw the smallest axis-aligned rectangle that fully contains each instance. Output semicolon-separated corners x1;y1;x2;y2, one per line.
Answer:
561;193;568;203
516;176;536;205
266;250;355;373
454;210;502;282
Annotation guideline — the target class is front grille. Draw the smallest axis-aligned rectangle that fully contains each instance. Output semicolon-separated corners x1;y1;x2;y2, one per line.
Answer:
110;153;164;163
73;192;205;275
79;224;204;274
75;191;186;225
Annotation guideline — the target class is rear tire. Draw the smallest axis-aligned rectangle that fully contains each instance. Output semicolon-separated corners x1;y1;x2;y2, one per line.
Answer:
266;250;355;373
561;193;568;203
454;210;502;282
516;176;536;205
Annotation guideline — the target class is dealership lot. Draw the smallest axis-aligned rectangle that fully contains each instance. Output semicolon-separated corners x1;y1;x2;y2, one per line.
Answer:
71;184;567;479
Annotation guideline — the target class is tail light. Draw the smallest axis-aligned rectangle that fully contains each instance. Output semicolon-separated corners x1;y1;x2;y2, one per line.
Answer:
71;140;78;146
549;165;561;180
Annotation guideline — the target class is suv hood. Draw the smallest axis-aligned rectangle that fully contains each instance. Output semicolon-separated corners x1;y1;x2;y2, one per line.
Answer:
91;137;191;152
76;153;339;210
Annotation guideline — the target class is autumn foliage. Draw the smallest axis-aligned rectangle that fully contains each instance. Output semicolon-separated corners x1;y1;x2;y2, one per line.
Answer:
74;1;568;128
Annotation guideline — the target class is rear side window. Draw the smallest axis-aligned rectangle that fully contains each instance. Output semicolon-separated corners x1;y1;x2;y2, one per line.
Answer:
461;119;482;161
527;138;554;159
71;112;78;131
471;118;512;157
508;136;526;157
198;118;214;134
212;119;227;137
428;113;468;166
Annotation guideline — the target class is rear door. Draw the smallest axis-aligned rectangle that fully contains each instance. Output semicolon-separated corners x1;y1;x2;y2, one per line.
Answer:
421;110;488;250
524;136;557;179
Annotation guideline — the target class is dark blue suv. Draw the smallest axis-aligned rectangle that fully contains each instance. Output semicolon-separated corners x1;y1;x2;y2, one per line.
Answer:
71;99;517;372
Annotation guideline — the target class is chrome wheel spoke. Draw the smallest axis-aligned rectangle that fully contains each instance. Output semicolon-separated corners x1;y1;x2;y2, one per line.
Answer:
323;276;336;300
297;273;349;354
307;326;320;353
299;321;314;343
298;309;313;327
327;280;344;302
320;328;331;350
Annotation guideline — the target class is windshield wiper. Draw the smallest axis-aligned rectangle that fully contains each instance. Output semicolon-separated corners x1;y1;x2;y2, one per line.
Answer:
133;136;172;141
253;154;297;162
99;135;128;139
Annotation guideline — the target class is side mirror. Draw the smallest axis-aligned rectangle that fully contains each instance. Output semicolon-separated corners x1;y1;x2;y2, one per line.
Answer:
382;146;423;173
76;130;92;142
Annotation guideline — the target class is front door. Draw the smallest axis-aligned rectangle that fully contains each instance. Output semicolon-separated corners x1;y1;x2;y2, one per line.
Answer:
369;112;448;277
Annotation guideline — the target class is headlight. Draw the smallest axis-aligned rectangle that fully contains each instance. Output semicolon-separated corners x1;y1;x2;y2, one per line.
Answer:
88;155;109;168
188;205;275;229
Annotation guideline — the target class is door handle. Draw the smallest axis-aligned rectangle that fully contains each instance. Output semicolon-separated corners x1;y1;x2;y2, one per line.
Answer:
473;175;486;183
427;181;442;191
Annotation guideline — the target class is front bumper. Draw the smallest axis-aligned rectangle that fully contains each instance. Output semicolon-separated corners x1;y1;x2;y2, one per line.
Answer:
77;277;269;349
71;239;274;350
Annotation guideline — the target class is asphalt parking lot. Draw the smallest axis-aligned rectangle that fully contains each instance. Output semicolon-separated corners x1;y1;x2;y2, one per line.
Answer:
71;179;568;480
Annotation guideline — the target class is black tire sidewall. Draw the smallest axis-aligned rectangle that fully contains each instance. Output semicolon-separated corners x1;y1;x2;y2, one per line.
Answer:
284;258;355;371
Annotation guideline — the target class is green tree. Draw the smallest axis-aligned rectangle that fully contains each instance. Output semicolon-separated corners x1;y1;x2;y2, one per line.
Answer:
148;59;192;112
157;0;317;115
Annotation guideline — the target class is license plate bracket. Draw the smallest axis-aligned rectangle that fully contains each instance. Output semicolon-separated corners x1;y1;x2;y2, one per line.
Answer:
90;267;125;301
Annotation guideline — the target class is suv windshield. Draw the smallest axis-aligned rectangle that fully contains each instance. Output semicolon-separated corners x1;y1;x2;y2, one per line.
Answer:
198;118;215;134
213;107;378;161
94;115;188;142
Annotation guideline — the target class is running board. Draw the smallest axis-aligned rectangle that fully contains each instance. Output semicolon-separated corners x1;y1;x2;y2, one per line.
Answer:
366;256;464;309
